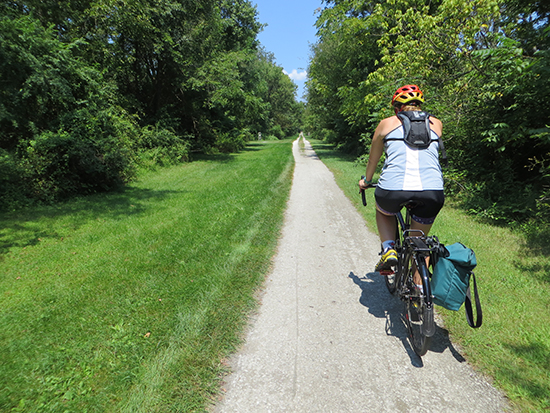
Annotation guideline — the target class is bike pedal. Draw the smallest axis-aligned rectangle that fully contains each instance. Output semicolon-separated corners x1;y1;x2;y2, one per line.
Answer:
380;270;394;276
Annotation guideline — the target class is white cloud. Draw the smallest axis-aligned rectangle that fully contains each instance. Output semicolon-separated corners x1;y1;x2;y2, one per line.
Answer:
283;69;308;81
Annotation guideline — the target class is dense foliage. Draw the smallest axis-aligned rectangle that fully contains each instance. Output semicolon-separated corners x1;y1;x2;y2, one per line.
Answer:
0;0;303;208
306;0;550;225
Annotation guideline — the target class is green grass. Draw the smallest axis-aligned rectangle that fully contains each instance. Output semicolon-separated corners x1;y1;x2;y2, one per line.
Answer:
309;139;550;412
0;140;294;412
4;136;549;412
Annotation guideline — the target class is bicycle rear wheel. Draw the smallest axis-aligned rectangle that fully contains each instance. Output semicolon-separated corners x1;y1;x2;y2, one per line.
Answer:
404;260;434;357
405;297;433;356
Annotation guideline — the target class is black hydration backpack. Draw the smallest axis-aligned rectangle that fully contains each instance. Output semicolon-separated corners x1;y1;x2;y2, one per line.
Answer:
386;111;448;165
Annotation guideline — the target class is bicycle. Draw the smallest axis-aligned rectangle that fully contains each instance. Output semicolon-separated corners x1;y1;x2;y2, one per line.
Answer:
360;178;446;357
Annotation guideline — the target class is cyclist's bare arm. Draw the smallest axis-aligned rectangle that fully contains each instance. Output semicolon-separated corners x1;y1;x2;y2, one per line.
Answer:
360;116;402;187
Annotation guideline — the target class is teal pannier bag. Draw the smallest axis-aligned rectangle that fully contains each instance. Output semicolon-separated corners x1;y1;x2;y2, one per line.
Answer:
431;242;482;328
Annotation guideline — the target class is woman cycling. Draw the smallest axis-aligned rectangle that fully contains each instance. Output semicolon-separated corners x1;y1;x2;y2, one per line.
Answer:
358;85;444;276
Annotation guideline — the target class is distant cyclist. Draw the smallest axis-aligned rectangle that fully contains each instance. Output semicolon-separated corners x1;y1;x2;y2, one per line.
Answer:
358;85;445;275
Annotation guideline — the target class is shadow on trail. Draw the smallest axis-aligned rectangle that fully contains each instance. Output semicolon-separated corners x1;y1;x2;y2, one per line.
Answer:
348;271;466;367
298;144;320;161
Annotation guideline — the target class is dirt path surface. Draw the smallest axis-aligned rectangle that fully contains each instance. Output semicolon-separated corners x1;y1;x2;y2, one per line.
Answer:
214;138;509;412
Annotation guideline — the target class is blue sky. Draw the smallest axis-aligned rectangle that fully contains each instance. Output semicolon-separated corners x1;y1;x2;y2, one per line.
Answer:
252;0;324;101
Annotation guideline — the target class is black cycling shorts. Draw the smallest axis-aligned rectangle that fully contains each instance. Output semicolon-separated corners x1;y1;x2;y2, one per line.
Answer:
374;188;445;225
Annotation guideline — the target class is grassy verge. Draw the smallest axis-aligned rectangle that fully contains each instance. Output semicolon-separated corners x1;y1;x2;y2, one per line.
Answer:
0;140;294;412
309;139;550;412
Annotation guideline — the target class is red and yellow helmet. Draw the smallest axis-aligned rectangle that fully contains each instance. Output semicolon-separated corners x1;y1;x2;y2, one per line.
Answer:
391;85;425;106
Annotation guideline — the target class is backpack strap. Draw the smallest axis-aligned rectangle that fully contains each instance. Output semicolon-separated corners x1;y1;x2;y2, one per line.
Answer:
395;112;412;143
438;135;448;167
387;111;448;167
387;112;437;145
465;271;482;328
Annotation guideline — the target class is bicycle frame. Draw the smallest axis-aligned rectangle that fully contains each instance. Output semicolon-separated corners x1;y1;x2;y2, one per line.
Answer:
360;179;439;355
395;207;434;312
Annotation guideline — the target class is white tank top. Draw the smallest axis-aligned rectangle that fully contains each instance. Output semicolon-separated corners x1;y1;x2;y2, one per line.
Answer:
377;126;444;191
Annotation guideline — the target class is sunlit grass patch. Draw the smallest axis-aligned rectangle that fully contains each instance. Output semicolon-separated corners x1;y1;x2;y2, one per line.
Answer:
0;139;294;412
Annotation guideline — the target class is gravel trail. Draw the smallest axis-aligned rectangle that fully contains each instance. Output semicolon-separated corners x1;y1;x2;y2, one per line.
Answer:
214;138;510;412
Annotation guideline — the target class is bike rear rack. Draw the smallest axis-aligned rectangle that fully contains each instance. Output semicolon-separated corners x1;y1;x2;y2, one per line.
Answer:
405;235;432;254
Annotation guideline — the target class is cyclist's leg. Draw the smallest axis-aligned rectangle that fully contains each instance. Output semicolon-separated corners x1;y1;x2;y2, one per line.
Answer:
374;189;400;271
374;188;400;244
409;190;444;285
374;209;399;271
410;220;432;235
376;209;397;242
409;190;444;229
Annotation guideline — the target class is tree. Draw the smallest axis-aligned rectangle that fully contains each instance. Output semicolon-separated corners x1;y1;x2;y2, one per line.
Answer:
307;0;550;222
0;0;304;208
306;0;393;153
0;12;139;205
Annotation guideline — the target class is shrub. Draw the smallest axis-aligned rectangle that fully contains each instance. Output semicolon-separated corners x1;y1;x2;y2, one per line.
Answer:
0;14;139;206
0;149;32;210
268;124;285;140
215;129;247;153
15;105;139;203
137;125;191;168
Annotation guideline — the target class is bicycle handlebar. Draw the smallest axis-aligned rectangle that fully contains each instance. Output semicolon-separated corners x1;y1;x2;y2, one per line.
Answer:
359;176;376;206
